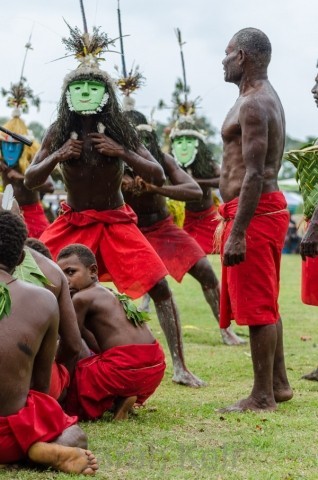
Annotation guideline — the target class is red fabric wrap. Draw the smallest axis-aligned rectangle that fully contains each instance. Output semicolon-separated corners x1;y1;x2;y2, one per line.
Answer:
21;202;50;239
140;215;205;282
183;205;219;254
40;203;168;299
48;361;70;400
219;191;289;328
65;341;166;420
0;390;77;463
301;221;318;305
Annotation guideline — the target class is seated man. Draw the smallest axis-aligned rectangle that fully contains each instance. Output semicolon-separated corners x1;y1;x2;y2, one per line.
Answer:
0;211;98;475
0;192;82;401
57;243;166;421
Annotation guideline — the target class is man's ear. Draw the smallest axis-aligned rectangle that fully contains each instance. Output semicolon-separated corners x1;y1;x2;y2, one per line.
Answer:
89;263;98;277
238;49;245;65
17;249;26;267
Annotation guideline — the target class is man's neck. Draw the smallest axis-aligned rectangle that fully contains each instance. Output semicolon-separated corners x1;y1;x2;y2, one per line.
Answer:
78;115;96;133
0;265;14;283
239;73;268;95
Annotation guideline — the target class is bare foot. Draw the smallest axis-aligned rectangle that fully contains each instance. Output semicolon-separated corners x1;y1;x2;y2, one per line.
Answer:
273;381;293;403
218;396;277;413
220;326;247;346
113;396;138;420
172;369;207;387
28;442;98;475
301;368;318;381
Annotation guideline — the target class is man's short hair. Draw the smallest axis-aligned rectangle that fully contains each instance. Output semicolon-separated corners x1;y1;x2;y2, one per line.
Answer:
233;28;271;67
25;238;53;260
57;243;96;267
0;211;27;270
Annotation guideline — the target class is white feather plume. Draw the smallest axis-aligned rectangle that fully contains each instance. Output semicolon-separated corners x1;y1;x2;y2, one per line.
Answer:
1;184;14;211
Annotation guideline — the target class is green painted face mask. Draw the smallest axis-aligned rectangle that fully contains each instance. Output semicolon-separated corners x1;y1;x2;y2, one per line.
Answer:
67;80;109;115
172;135;199;167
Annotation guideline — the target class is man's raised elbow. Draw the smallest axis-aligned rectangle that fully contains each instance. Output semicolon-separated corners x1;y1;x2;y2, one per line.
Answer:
24;169;34;190
154;168;166;186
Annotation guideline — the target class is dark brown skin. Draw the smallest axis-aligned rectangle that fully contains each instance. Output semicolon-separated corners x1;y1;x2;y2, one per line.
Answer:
184;165;220;212
122;152;202;226
0;266;59;416
57;254;155;352
0;159;54;206
218;31;292;413
0;193;81;375
26;247;82;373
299;74;318;260
24;105;203;387
220;37;285;268
24;117;165;211
298;75;318;382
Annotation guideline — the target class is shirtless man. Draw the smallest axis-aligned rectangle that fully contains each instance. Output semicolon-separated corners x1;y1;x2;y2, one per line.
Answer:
123;109;244;346
218;28;292;412
0;117;54;238
169;118;221;255
0;193;82;398
24;29;204;387
57;243;166;421
296;72;318;380
0;211;98;475
22;246;82;398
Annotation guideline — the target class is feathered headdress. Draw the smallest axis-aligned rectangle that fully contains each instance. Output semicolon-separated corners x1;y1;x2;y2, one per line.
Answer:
1;36;40;118
169;115;207;144
0;37;39;173
1;78;40;117
61;21;117;90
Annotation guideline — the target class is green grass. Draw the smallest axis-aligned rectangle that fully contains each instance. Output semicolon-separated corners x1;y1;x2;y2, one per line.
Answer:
2;255;318;479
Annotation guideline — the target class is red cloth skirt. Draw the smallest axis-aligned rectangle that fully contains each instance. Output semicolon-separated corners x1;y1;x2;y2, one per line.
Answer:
21;202;50;239
301;222;318;305
140;215;206;282
219;191;289;328
0;390;77;463
65;341;166;420
40;203;168;299
183;205;219;254
48;362;70;400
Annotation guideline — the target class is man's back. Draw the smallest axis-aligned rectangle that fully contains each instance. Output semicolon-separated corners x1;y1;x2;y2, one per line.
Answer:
72;283;154;352
0;278;58;416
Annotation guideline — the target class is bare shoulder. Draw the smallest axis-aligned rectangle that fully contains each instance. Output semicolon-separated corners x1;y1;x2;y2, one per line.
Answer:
42;123;57;143
32;123;57;161
72;285;102;308
15;278;57;310
28;248;62;290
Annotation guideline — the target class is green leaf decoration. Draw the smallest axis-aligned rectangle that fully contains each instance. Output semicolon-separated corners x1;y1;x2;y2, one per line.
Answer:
114;292;150;327
13;248;53;288
284;142;318;219
0;282;11;321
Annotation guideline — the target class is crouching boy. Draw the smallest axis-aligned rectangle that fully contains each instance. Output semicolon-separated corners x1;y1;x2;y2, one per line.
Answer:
57;244;166;421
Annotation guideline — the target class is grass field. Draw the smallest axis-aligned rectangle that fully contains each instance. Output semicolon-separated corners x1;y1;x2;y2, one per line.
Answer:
2;254;318;480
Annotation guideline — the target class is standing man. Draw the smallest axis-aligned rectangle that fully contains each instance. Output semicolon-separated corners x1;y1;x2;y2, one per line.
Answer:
294;72;318;380
0;78;54;238
169;117;221;255
218;28;292;412
123;109;244;346
24;25;204;387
